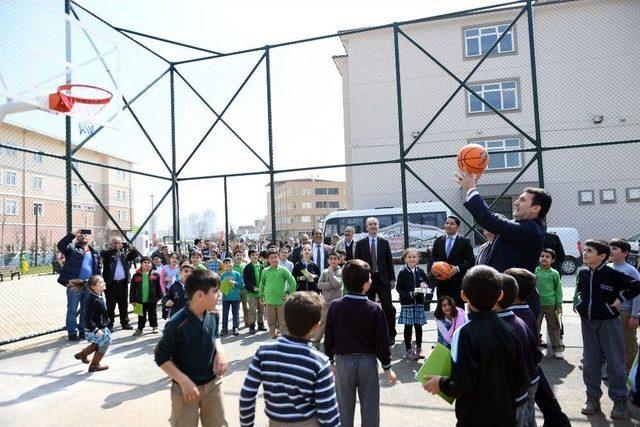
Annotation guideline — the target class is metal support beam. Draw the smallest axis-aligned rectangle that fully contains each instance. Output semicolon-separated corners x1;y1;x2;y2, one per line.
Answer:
170;66;179;251
527;0;544;187
131;185;173;242
65;0;72;234
115;27;223;55
224;177;229;248
393;25;410;249
266;47;277;243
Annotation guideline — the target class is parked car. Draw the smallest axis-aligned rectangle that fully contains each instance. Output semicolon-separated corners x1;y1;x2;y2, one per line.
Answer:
547;227;583;275
627;232;639;266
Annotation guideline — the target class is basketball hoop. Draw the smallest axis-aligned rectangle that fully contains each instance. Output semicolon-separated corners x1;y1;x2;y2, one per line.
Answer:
49;84;113;135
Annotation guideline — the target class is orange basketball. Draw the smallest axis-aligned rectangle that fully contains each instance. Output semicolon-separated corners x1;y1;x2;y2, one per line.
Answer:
431;261;454;281
457;143;488;176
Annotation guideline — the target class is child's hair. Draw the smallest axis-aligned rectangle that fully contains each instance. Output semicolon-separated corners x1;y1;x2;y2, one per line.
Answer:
503;268;536;301
223;257;233;263
192;250;202;258
259;250;268;259
140;256;152;264
335;249;346;257
461;265;502;312
401;247;420;263
584;239;611;258
267;249;279;258
203;256;211;262
185;269;220;299
540;248;556;260
434;295;458;320
211;250;218;257
609;238;631;254
180;263;194;271
342;259;371;293
248;249;258;256
279;247;289;254
152;255;161;260
328;251;339;259
497;273;519;309
284;292;324;338
169;252;179;259
86;274;104;290
234;250;244;256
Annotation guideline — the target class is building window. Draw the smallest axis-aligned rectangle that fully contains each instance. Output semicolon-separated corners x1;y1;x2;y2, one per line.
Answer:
464;24;515;58
83;205;96;212
578;190;594;205
4;171;17;186
328;201;340;208
33;152;44;163
627;187;640;203
301;202;312;209
467;80;519;114
600;189;616;204
315;188;328;195
474;138;522;170
72;203;82;210
32;176;43;191
33;202;43;217
301;215;311;223
117;170;126;180
117;210;128;221
300;188;312;196
316;201;328;209
3;142;18;157
4;199;18;216
72;183;79;195
328;188;339;195
116;190;127;201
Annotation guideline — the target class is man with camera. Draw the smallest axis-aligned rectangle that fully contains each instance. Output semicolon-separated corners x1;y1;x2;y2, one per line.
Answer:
101;236;139;331
57;229;102;341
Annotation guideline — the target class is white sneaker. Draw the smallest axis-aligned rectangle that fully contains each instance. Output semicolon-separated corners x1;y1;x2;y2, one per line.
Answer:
554;351;564;359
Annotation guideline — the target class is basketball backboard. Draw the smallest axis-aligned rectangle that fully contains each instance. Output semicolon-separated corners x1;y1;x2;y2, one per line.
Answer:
0;0;121;131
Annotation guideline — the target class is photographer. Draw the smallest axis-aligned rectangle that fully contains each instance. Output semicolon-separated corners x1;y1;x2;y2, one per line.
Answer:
101;236;139;331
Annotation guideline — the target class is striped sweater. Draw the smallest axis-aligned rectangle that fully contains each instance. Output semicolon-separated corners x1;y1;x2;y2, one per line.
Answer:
239;336;340;427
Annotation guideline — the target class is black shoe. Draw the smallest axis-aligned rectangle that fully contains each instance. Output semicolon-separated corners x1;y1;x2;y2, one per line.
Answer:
68;334;81;342
107;324;114;331
121;323;133;330
258;324;267;332
220;330;228;337
78;331;85;339
249;326;256;335
233;328;239;336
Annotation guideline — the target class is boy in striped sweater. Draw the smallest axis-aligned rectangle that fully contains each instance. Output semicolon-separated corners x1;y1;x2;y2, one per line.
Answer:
239;292;340;427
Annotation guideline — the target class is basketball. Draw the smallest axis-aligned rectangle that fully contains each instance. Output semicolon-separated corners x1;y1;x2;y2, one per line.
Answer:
457;143;488;176
431;261;454;281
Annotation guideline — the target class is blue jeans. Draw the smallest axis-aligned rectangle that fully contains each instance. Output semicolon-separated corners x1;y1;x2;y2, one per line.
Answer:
66;287;88;336
222;300;239;332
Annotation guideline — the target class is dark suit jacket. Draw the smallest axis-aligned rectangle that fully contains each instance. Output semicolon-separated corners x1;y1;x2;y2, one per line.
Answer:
101;247;138;285
354;236;395;285
430;234;475;289
289;245;303;265
310;242;332;269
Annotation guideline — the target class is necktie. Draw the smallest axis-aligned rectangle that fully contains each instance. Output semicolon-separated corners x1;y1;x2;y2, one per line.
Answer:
370;238;378;273
316;244;321;267
445;237;453;258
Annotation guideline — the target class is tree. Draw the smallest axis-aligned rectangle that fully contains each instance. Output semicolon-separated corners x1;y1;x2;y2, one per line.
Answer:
193;220;208;240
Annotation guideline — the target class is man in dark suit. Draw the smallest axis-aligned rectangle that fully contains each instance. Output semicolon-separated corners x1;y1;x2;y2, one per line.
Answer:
354;217;397;344
101;236;139;330
430;215;475;309
310;227;332;269
289;233;309;265
458;171;569;427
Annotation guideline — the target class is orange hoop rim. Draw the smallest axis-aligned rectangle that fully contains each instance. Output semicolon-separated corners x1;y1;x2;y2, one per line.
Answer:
56;84;113;105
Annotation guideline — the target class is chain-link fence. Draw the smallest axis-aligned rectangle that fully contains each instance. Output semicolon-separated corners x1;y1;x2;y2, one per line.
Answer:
1;0;638;343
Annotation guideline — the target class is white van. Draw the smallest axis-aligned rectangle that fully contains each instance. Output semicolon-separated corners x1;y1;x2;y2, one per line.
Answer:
547;227;583;274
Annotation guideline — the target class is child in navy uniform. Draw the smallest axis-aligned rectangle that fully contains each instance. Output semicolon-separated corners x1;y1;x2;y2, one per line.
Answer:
396;248;429;360
74;275;111;372
162;263;194;318
424;265;526;426
498;273;542;427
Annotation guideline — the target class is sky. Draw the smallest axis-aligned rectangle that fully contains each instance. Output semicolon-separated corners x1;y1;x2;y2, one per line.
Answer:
4;0;501;235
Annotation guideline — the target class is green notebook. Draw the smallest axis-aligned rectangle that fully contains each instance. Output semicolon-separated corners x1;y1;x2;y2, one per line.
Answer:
133;303;143;315
220;278;234;296
415;343;455;404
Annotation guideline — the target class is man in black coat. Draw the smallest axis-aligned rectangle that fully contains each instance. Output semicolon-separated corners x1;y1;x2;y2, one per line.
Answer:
289;233;310;264
457;171;570;427
430;215;475;309
101;236;139;330
354;217;397;344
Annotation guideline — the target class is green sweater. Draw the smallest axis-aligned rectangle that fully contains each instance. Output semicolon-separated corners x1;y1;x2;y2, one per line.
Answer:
259;265;296;305
535;266;562;307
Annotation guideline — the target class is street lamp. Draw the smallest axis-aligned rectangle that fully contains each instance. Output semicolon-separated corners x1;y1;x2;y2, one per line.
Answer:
33;204;39;266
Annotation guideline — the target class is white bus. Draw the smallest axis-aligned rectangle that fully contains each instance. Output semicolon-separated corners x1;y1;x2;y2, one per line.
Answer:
323;202;451;256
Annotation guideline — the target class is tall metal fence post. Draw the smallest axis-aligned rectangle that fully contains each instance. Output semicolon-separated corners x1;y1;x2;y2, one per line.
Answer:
527;0;544;188
393;24;410;249
224;177;229;249
65;0;72;234
170;65;179;251
266;46;276;243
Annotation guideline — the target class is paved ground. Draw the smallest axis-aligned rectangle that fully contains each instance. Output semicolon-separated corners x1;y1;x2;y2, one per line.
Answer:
2;272;640;426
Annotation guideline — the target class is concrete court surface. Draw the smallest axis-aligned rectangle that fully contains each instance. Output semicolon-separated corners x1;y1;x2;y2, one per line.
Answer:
2;280;640;426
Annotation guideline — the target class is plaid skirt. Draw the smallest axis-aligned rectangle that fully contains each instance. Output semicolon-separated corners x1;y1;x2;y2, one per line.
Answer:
398;305;427;325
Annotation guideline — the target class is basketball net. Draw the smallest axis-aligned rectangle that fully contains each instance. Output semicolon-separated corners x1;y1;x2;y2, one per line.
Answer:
49;84;112;136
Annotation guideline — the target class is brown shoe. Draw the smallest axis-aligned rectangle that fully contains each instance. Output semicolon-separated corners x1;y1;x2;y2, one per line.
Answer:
74;343;98;364
88;351;109;372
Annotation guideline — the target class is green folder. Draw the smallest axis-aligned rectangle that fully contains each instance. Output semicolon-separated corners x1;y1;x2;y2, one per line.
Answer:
220;278;234;296
415;343;455;404
133;303;143;315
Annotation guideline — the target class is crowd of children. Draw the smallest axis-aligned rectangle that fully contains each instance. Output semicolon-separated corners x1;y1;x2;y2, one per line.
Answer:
65;233;640;426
